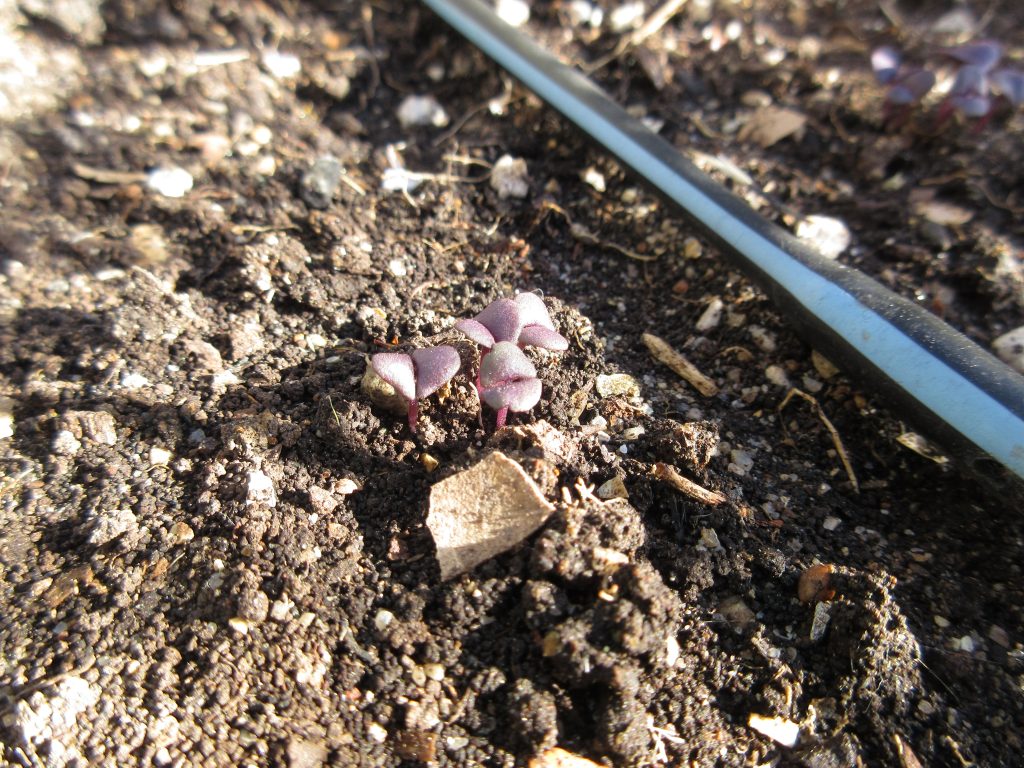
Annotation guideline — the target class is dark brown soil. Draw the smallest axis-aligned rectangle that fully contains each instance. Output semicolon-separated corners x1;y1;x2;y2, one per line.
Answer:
1;1;1022;766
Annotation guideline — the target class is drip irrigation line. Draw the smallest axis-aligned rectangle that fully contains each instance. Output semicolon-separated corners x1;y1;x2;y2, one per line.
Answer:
419;0;1024;489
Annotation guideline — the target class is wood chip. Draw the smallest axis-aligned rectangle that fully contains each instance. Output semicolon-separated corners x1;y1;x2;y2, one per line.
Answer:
651;462;726;505
427;452;555;580
738;106;807;148
642;333;718;396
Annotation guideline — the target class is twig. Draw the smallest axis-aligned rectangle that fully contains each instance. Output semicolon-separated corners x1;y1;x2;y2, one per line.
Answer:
651;462;726;505
778;388;859;493
583;0;690;73
643;333;719;396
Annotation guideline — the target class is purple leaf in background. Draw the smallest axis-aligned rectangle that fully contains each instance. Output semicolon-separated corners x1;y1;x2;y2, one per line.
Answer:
411;346;461;399
947;65;991;117
945;40;1003;72
991;68;1024;105
872;45;902;84
371;353;415;401
887;69;936;105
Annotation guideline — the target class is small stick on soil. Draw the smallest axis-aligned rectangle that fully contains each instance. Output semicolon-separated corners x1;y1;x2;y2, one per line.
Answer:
778;388;859;493
583;0;689;73
643;333;719;396
651;462;726;505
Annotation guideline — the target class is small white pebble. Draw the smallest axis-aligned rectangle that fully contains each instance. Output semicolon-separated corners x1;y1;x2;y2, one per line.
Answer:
387;258;408;277
802;375;823;394
933;615;950;628
958;634;975;653
149;446;172;466
146;167;193;198
0;397;15;439
422;663;445;681
490;154;530;199
246;470;277;507
765;365;790;388
367;723;388;743
748;713;800;747
608;1;645;32
796;215;851;261
581;167;606;192
494;0;530;27
52;429;82;456
396;95;449;128
695;297;724;332
822;516;842;531
228;617;251;635
699;528;721;549
374;609;395;632
262;50;302;79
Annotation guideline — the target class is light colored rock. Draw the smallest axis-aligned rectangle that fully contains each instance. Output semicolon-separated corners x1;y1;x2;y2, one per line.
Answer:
695;297;724;332
595;373;640;399
993;326;1024;375
748;713;800;747
396;95;449;128
52;429;81;456
494;0;530;27
796;215;851;260
246;469;277;507
427;452;555;580
146;167;193;198
262;49;302;79
87;508;138;546
765;364;790;388
490;154;530;199
10;676;99;768
595;475;629;500
0;396;15;439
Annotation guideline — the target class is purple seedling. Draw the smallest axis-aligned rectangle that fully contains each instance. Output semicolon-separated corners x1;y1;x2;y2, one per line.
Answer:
990;68;1024;107
871;45;902;85
455;293;569;352
456;293;568;424
370;345;460;433
872;47;936;127
937;65;992;128
479;342;542;429
942;40;1003;72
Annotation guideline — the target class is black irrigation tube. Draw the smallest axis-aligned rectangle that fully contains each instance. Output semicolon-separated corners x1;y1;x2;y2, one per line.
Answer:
419;0;1024;489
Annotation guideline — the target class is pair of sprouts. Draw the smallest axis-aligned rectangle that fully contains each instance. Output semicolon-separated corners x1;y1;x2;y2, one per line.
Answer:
370;293;568;432
872;40;1024;127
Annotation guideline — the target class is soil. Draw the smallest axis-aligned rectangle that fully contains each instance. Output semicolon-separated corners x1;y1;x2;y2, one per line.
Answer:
1;1;1023;766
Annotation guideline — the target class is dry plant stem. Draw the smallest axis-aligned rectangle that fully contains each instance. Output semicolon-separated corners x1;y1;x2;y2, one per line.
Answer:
778;388;860;493
583;0;690;73
643;333;719;396
651;462;726;505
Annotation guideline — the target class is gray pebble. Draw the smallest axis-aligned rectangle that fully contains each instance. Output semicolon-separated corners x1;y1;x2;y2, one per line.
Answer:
299;156;344;209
